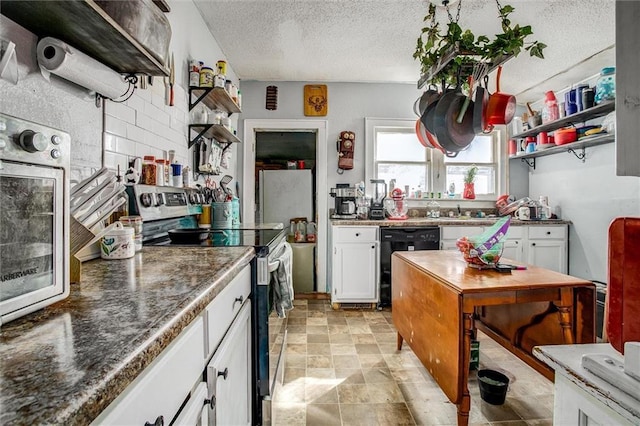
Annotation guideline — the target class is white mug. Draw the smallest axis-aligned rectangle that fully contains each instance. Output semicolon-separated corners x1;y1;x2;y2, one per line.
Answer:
514;206;530;220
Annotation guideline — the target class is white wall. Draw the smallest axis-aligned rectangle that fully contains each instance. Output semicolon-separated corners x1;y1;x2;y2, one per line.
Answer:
239;81;422;200
528;142;640;282
1;0;239;185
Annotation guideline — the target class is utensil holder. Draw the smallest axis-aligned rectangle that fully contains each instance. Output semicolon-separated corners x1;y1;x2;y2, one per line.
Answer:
70;216;97;283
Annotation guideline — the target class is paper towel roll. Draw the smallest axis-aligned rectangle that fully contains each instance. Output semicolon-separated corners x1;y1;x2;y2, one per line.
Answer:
37;37;129;100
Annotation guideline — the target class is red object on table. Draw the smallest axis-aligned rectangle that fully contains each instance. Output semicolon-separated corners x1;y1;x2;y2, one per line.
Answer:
606;217;640;354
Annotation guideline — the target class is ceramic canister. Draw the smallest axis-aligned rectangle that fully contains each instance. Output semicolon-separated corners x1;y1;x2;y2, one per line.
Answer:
100;222;135;260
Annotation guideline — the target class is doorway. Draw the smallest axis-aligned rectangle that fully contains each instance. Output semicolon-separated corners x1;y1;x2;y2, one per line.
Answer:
242;119;328;293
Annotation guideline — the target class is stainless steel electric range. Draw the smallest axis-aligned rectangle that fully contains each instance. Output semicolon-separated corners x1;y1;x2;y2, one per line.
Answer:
126;183;287;425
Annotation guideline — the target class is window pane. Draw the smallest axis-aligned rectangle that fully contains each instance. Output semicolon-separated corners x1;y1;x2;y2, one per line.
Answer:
376;131;425;162
377;163;426;193
446;165;496;195
443;135;493;163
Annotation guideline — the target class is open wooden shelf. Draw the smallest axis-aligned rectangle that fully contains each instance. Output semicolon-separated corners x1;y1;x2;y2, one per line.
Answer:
188;124;240;148
510;133;615;168
1;0;169;76
189;87;241;114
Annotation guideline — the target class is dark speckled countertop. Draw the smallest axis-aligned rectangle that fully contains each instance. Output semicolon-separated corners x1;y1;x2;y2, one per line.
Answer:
0;246;254;425
331;217;571;226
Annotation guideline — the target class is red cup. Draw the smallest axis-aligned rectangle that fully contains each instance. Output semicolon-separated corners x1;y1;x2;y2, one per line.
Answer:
508;139;517;155
297;160;305;169
537;131;549;145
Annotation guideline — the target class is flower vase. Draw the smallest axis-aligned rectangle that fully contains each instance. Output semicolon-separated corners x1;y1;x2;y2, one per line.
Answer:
463;183;475;200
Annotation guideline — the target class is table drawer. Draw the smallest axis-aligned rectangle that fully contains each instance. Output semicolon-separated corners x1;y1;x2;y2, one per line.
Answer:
205;265;251;358
333;226;377;243
528;226;567;240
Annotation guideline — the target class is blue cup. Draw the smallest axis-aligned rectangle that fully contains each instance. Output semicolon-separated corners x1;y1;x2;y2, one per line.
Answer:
526;142;536;153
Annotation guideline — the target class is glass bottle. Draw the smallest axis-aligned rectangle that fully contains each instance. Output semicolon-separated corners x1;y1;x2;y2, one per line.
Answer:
595;67;615;104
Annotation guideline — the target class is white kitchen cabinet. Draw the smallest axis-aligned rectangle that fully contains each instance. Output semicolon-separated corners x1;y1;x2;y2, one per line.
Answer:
440;224;567;272
526;225;568;274
93;317;206;426
94;264;253;426
440;226;484;250
207;301;252;426
331;226;379;304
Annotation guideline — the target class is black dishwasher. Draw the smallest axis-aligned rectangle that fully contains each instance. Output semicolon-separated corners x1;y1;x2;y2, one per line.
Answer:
380;227;440;307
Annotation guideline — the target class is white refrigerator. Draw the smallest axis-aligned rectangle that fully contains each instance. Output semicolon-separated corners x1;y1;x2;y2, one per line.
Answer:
259;169;316;293
259;170;313;227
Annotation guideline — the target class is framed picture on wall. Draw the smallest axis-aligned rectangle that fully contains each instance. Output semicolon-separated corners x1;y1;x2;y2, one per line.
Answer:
304;84;328;116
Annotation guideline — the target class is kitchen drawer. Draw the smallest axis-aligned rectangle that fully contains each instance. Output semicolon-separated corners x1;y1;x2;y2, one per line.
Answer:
205;264;251;358
440;226;484;240
94;317;205;425
505;226;524;239
528;225;567;240
333;226;378;243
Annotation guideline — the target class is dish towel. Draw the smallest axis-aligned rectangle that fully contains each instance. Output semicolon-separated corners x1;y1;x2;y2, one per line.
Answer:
271;242;294;318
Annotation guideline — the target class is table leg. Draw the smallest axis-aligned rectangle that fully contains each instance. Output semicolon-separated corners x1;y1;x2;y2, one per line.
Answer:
457;311;473;426
397;332;403;350
555;288;575;344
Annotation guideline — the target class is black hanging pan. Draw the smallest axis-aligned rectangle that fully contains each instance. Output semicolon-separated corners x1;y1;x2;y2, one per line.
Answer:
472;82;489;135
432;88;476;153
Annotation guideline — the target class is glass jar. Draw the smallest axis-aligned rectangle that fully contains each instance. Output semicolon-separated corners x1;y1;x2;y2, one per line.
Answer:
595;67;615;104
427;200;440;218
141;155;157;185
155;159;166;186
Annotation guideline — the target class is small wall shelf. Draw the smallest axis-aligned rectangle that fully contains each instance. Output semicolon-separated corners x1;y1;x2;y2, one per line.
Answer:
512;101;615;139
510;133;615;167
188;87;241;114
1;0;169;76
188;124;240;148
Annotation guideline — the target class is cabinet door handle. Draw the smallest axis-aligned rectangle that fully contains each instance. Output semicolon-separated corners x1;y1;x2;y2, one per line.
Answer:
355;232;360;237
233;295;244;308
144;415;164;426
371;245;375;249
218;367;229;380
205;394;216;410
532;243;536;246
546;231;551;235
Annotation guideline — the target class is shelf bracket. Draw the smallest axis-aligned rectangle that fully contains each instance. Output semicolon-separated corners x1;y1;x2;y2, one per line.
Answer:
521;157;536;169
567;147;586;162
188;124;214;149
189;87;213;111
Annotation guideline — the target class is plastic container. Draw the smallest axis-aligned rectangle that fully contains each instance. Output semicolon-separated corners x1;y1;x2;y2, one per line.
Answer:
595;67;616;104
100;222;135;259
155;159;166;186
542;91;559;123
199;67;214;87
555;128;577;145
477;369;510;405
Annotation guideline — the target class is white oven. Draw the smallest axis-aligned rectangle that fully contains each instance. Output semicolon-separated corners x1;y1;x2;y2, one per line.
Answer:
0;113;70;325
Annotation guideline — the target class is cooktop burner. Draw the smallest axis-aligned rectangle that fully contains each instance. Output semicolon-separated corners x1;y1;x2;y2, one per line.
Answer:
146;228;285;251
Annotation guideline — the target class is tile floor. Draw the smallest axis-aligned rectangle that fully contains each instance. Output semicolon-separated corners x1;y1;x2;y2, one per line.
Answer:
272;299;555;426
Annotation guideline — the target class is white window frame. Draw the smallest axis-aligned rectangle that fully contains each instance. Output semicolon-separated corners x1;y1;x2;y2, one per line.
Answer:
365;118;507;200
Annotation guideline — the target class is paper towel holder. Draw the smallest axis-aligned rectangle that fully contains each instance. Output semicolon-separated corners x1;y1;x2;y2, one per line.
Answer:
94;74;138;107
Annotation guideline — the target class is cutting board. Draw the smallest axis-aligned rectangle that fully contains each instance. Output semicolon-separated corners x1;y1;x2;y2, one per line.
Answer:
606;217;640;354
304;84;327;116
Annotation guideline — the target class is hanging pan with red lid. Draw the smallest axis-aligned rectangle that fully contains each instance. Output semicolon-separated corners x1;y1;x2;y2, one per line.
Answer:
484;65;516;132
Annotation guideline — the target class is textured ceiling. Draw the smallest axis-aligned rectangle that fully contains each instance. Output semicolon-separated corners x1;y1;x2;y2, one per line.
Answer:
193;0;615;102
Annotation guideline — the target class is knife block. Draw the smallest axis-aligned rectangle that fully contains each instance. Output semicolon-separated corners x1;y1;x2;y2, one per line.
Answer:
70;216;98;283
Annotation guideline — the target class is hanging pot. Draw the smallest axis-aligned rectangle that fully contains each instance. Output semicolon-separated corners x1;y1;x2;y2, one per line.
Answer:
414;86;440;117
415;119;436;149
420;91;446;153
484;66;516;132
432;88;476;153
473;84;489;134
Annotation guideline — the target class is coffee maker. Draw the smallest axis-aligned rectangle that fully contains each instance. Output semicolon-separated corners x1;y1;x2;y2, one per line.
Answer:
369;179;387;220
330;184;357;219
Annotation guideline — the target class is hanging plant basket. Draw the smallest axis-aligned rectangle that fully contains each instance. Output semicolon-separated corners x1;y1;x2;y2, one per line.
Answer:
414;1;546;89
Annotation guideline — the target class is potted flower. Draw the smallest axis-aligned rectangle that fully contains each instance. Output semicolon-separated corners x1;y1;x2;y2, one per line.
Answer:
463;165;478;199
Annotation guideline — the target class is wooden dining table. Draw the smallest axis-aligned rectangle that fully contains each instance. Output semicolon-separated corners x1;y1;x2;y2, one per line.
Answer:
391;250;595;426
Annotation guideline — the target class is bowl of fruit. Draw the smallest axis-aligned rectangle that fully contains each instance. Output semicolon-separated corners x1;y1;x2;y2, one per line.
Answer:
456;236;503;267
